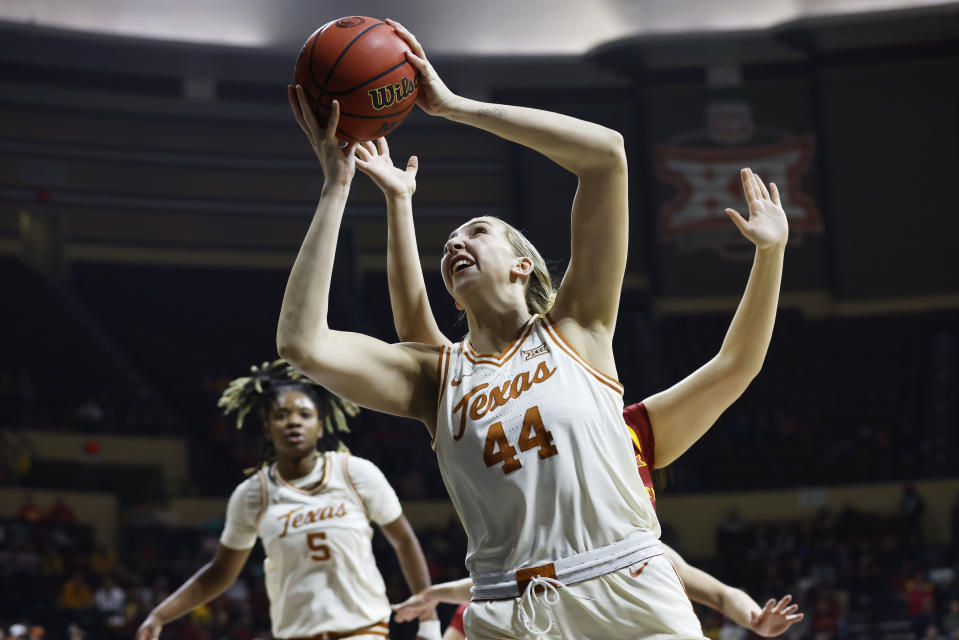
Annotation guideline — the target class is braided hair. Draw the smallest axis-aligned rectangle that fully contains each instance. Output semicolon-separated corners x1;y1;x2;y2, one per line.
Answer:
218;360;359;475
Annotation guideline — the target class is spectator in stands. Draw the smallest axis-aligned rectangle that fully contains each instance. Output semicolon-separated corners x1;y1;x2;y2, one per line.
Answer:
944;600;959;637
900;483;926;540
15;496;43;523
58;571;93;611
46;498;76;525
951;492;959;562
93;575;125;628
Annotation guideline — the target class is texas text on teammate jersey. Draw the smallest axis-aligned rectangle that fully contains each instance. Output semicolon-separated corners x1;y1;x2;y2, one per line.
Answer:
220;451;400;639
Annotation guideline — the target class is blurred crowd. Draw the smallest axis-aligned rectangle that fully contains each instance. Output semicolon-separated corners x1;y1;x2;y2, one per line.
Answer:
1;486;958;640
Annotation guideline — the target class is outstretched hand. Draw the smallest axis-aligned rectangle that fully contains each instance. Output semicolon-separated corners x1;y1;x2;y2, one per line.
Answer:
392;590;439;623
287;84;357;186
385;19;458;117
725;168;789;250
354;137;418;199
749;594;804;637
135;616;163;640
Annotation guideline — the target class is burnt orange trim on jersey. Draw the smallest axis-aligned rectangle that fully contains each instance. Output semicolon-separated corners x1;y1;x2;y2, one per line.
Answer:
342;454;367;516
436;346;451;407
273;453;331;496
254;468;269;527
462;315;538;366
281;620;390;640
542;315;624;395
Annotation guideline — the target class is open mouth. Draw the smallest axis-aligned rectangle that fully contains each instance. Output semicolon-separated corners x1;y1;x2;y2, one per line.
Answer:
452;257;474;273
285;432;305;444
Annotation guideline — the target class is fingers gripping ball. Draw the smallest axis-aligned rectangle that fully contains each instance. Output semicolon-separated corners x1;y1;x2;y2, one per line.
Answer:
294;16;420;142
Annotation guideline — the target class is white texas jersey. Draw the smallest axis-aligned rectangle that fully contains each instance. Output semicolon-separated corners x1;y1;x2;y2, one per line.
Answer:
220;452;401;638
434;314;660;576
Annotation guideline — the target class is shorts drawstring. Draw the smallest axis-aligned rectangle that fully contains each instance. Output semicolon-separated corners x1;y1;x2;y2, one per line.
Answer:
517;576;594;637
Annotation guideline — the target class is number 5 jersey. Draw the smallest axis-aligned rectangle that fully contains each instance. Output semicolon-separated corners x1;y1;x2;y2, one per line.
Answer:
434;314;660;577
220;451;402;638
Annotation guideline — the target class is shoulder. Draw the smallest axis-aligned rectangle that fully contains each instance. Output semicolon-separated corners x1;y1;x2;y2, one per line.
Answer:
227;470;269;508
341;454;389;483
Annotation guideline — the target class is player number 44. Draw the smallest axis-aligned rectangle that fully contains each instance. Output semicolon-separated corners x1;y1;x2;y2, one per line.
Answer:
483;406;559;474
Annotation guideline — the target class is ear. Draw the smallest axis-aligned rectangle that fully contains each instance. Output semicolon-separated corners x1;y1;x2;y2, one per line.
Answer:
510;256;534;279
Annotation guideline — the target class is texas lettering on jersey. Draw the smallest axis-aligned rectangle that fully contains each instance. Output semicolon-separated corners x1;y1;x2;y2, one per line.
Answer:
451;360;556;440
276;503;347;538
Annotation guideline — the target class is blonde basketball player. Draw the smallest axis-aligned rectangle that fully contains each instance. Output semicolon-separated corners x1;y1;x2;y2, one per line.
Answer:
278;17;785;639
136;361;440;640
352;129;799;638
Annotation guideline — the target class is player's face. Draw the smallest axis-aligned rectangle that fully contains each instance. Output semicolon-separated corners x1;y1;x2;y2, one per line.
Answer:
266;390;322;459
441;217;519;299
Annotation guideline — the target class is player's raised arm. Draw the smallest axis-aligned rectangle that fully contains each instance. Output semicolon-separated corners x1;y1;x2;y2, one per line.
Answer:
645;168;787;468
355;139;450;346
388;20;628;349
276;87;440;428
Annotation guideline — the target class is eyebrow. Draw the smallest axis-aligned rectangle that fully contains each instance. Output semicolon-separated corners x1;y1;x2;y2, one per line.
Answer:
447;220;490;240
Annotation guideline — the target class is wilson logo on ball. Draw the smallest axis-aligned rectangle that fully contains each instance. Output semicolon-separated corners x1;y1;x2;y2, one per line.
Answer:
335;17;365;28
368;76;418;111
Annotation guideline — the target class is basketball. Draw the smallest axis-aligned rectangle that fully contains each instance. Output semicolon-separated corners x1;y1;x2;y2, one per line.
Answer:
294;16;420;142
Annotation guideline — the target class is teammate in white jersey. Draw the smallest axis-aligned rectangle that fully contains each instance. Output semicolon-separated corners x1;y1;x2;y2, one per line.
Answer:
136;361;440;640
278;17;787;638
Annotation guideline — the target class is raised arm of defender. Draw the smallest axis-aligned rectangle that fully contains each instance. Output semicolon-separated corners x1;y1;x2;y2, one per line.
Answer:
644;168;787;467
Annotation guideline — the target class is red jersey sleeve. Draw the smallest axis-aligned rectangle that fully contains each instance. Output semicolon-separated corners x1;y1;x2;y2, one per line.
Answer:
622;402;657;510
449;603;468;633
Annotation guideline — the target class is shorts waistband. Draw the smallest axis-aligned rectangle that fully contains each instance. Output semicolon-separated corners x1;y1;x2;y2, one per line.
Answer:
470;529;662;600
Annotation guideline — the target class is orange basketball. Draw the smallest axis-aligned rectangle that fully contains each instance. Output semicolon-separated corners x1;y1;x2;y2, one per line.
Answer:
294;16;419;142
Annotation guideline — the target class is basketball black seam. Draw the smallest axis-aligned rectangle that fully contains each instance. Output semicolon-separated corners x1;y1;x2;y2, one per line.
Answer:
306;31;322;93
327;59;412;95
314;20;388;141
316;21;387;103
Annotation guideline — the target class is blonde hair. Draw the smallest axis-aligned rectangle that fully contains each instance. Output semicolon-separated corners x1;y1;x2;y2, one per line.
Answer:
490;217;556;316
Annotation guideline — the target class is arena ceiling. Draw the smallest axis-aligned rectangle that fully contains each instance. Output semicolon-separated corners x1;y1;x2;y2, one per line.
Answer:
2;0;957;55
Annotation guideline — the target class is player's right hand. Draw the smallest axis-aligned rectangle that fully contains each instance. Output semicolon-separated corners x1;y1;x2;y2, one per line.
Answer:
392;590;439;623
135;615;163;640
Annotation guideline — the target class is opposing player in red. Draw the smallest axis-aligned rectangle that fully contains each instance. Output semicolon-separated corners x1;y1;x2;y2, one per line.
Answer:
353;127;799;637
278;18;787;639
136;361;440;640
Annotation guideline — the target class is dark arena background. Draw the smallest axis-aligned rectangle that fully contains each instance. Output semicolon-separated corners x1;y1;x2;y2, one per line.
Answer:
1;1;959;639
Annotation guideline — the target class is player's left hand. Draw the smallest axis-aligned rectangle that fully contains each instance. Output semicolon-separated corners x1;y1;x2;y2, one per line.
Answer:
354;138;417;200
385;19;459;117
392;591;439;623
749;594;804;637
725;168;789;251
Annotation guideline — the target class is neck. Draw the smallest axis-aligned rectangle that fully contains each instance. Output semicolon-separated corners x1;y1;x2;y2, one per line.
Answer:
464;304;533;354
276;450;320;481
